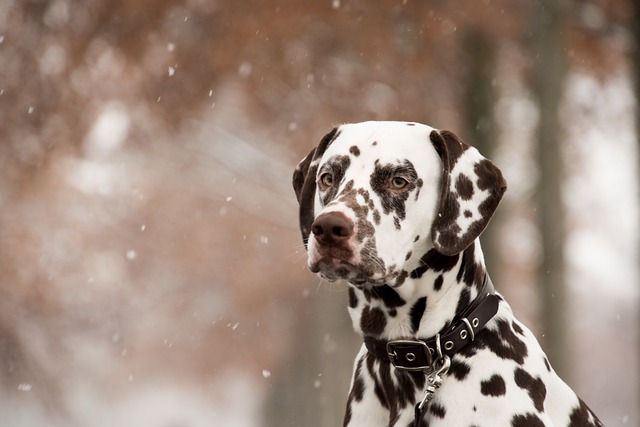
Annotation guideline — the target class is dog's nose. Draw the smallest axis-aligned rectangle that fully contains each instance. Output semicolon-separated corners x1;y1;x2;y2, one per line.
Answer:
311;212;354;245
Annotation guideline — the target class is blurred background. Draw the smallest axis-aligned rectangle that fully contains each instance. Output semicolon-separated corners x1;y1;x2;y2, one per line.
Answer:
0;0;638;426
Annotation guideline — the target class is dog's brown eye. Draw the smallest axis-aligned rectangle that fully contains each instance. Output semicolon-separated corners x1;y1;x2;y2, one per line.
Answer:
391;177;408;189
320;173;334;187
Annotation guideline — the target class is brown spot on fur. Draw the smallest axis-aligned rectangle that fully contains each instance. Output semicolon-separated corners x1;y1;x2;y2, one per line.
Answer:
460;319;528;364
360;306;387;336
455;174;474;200
369;160;419;222
456;244;485;290
348;287;358;308
365;285;406;308
410;250;459;279
511;413;545;427
513;321;525;336
481;374;506;397
349;145;360;156
343;358;365;425
514;368;546;413
373;209;381;225
395;270;408;287
409;297;427;333
429;130;506;256
568;399;603;427
428;402;446;418
433;274;444;291
448;359;471;380
414;178;423;201
294;128;341;245
319;155;351;206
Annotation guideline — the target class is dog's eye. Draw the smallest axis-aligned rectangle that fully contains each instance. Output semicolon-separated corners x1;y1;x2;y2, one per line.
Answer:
319;173;334;187
391;176;408;189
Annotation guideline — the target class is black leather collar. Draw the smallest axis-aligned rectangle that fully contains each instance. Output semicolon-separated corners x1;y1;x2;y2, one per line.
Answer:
363;276;500;371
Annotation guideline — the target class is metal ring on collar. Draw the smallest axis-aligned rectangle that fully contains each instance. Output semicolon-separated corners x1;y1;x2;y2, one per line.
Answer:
461;317;475;341
435;333;444;360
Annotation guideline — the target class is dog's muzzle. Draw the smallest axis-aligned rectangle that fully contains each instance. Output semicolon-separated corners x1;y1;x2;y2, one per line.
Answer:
308;211;363;281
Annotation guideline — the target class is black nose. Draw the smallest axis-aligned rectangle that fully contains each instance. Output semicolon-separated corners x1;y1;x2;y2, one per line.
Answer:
311;212;354;245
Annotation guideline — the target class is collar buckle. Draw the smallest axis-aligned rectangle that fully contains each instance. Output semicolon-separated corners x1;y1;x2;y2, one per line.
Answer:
386;339;434;371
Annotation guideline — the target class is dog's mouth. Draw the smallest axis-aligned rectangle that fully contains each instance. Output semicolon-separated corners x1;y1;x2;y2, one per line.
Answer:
310;256;360;281
309;255;386;286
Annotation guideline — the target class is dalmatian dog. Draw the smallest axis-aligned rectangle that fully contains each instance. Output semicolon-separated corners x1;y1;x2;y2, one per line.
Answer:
292;121;602;427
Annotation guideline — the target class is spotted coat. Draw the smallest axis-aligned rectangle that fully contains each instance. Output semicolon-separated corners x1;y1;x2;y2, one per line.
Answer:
292;121;602;427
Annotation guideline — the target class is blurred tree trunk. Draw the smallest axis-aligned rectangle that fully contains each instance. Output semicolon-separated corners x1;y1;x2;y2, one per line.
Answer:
463;28;499;271
263;287;358;427
531;0;570;378
631;0;640;414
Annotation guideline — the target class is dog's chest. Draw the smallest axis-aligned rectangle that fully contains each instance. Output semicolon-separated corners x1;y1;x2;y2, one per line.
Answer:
355;304;553;426
347;284;430;339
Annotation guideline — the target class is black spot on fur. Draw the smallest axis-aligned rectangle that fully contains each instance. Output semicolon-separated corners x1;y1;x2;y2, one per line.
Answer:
511;413;545;427
464;210;473;218
481;374;506;397
514;368;546;412
349;145;360;156
543;356;551;372
360;306;387;336
448;359;471;381
409;297;427;333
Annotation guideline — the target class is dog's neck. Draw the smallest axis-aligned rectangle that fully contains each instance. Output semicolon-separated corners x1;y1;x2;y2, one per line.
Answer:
347;240;488;340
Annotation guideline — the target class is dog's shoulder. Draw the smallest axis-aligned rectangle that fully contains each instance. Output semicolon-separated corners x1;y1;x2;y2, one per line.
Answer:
428;297;602;427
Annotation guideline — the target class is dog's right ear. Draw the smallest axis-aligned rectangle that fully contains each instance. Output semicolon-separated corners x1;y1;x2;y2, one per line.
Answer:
429;129;506;256
292;127;340;246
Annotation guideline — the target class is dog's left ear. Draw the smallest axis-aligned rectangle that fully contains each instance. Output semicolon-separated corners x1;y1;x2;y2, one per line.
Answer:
429;130;507;256
292;127;340;246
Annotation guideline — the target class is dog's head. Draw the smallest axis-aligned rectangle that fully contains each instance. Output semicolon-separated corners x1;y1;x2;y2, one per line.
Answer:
292;121;506;286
